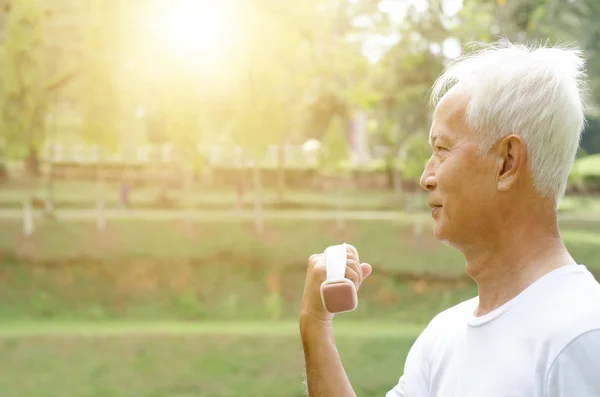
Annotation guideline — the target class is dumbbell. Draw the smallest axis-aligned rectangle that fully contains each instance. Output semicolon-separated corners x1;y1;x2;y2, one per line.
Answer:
319;243;359;314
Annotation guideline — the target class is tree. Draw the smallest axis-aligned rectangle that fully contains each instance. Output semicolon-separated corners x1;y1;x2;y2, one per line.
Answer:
161;71;203;208
365;0;447;201
319;115;351;233
80;0;119;232
371;115;404;193
398;132;431;243
302;0;374;141
232;1;314;233
456;0;600;155
0;0;48;236
234;64;287;234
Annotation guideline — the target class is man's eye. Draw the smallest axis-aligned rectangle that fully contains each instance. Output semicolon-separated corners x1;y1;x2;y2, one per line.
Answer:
434;146;445;152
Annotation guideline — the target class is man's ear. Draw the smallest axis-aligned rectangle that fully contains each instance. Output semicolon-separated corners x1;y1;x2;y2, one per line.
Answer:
496;134;527;192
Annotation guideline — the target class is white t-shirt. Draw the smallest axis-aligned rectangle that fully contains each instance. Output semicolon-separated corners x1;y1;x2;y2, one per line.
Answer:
386;264;600;397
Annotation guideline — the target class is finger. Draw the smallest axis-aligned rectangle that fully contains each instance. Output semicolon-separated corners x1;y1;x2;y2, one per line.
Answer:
347;250;359;267
360;263;373;279
346;259;362;286
345;246;361;279
344;266;360;289
345;244;359;262
308;253;323;266
307;254;325;281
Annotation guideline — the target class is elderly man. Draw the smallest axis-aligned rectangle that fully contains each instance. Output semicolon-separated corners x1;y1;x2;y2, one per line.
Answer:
300;41;600;396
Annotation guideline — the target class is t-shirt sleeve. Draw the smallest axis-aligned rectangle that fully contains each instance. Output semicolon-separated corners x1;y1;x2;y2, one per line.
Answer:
386;326;431;397
546;329;600;397
385;374;407;397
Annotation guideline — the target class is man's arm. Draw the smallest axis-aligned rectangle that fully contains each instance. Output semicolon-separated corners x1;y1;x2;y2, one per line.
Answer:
301;314;356;397
299;245;372;397
546;329;600;397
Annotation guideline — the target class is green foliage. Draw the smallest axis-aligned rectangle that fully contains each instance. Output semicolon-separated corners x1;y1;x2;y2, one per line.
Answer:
582;117;600;155
300;0;374;139
4;0;600;169
367;0;447;161
400;133;431;182
465;0;600;112
0;0;48;160
574;154;600;178
232;3;308;159
233;72;288;160
80;0;119;154
453;0;496;43
161;74;202;161
319;115;350;173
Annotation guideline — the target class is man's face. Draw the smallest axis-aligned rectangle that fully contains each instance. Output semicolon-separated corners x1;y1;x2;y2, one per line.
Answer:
420;90;499;248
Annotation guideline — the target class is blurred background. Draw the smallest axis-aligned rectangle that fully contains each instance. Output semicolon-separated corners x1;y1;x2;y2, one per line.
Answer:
0;0;599;396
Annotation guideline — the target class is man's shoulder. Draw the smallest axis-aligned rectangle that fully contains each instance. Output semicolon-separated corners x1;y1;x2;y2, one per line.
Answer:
544;268;600;331
548;292;600;335
539;279;600;364
428;296;478;329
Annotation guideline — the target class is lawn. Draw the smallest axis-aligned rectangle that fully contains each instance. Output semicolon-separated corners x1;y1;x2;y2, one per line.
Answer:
0;179;425;211
2;179;599;213
0;322;419;397
0;209;598;397
0;216;598;323
1;217;598;275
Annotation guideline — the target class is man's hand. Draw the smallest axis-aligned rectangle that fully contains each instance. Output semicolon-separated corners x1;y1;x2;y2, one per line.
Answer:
300;244;373;325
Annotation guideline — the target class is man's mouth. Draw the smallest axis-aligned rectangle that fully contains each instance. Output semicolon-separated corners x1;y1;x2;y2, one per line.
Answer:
429;204;442;216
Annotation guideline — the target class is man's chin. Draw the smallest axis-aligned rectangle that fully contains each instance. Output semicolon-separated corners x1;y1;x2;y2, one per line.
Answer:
433;224;452;246
434;229;456;249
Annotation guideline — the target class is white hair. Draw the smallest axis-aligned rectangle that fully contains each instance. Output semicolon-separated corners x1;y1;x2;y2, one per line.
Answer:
429;40;588;205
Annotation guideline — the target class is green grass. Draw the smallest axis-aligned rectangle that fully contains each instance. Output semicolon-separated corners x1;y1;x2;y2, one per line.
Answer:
0;254;477;323
2;179;599;213
0;207;598;396
0;180;427;211
0;216;598;323
0;322;418;397
0;217;472;323
0;321;424;337
1;217;598;273
0;217;465;272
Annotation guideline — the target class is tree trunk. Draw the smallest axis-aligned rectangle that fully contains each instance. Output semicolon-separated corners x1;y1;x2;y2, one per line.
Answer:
252;160;264;235
44;152;55;217
385;157;394;190
393;169;404;206
25;147;40;179
159;167;169;207
96;162;106;232
277;145;286;202
0;162;7;183
336;177;344;233
23;148;37;236
23;192;34;237
412;193;422;245
202;163;213;187
235;166;245;211
184;164;194;208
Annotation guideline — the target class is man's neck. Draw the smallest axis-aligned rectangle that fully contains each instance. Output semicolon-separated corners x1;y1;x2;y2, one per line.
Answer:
463;212;576;317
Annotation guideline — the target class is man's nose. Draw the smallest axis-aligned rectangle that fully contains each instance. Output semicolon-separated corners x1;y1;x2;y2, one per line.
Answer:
419;158;437;192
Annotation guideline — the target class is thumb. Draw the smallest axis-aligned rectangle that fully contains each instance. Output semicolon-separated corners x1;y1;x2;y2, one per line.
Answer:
360;263;373;279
